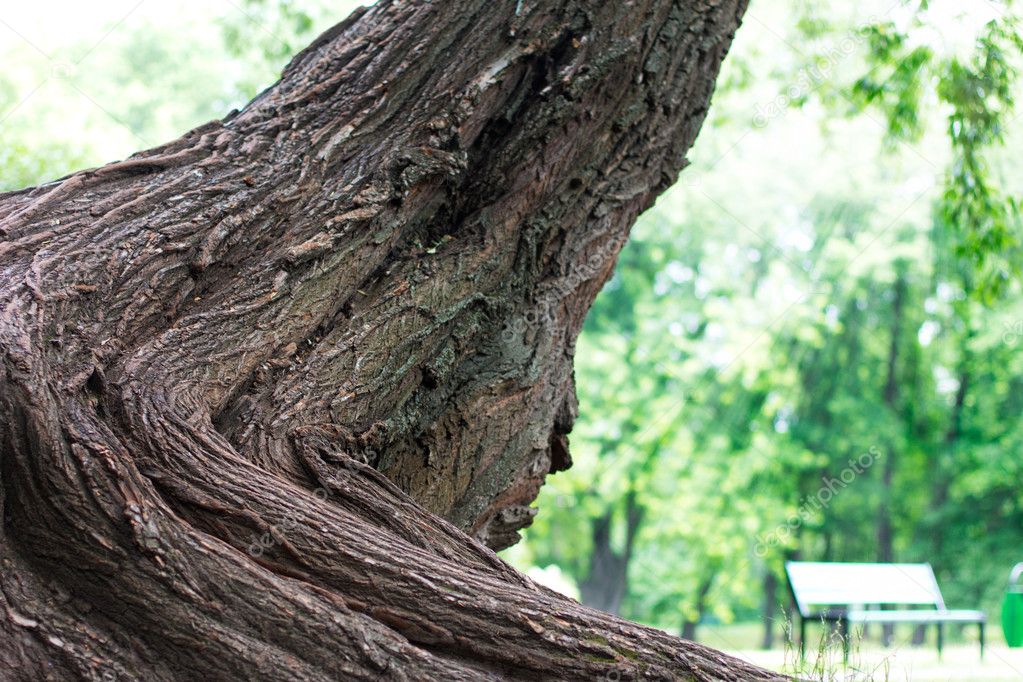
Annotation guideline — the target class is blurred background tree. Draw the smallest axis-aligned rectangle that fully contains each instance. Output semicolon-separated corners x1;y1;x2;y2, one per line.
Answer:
504;0;1023;652
2;0;1021;666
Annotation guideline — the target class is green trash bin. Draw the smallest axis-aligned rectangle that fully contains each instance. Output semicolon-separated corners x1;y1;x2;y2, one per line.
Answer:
1004;563;1023;648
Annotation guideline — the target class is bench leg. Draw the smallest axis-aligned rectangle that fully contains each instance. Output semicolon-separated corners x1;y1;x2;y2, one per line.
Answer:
799;618;806;662
979;621;985;660
936;623;943;659
840;617;850;665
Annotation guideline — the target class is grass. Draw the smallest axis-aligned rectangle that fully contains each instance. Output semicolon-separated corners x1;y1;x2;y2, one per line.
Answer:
698;622;1023;681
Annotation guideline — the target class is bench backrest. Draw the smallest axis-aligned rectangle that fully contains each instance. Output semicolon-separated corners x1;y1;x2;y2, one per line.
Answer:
785;561;945;616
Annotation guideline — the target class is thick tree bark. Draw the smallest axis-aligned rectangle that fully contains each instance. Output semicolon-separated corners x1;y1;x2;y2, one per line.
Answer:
0;0;782;679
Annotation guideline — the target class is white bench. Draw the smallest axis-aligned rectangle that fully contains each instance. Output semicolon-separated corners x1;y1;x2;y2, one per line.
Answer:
785;561;986;660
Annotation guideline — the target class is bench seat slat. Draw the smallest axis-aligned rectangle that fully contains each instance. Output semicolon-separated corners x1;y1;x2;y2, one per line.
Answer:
806;609;986;623
845;609;986;623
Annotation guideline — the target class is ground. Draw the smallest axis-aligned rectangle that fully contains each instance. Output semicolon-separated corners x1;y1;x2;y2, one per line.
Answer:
700;623;1023;681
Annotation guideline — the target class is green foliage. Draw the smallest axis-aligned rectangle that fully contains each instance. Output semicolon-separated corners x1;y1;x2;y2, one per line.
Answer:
0;119;91;192
0;2;356;191
852;4;1023;300
509;0;1023;644
936;17;1023;300
851;24;933;142
219;0;360;99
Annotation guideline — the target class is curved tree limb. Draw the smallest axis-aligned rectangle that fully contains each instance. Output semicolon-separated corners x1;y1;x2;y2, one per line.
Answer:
0;0;785;679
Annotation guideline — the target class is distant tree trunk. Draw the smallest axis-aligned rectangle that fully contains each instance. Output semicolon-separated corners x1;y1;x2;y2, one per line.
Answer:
579;488;644;615
914;332;971;647
930;336;971;552
680;573;715;641
762;569;778;649
877;269;906;647
822;527;834;561
0;0;787;679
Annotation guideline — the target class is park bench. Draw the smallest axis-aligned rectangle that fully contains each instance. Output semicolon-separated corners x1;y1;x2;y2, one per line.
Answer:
785;561;986;661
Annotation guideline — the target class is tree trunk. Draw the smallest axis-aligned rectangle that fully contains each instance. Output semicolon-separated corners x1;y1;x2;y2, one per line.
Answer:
913;331;971;648
929;334;971;554
761;570;777;650
0;0;782;679
579;488;643;615
680;573;715;641
877;269;906;647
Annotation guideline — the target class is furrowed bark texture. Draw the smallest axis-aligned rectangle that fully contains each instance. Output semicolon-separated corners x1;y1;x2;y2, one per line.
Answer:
0;0;782;679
